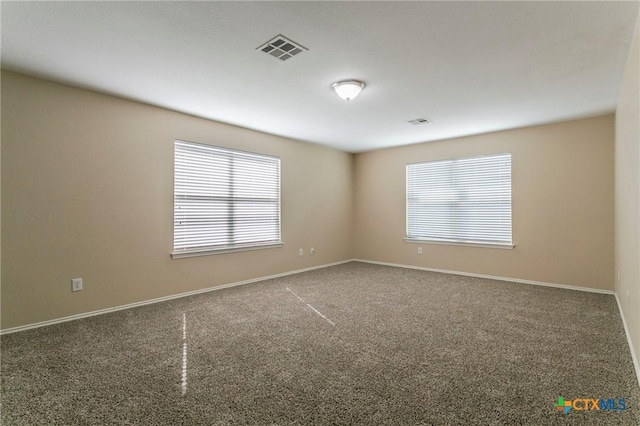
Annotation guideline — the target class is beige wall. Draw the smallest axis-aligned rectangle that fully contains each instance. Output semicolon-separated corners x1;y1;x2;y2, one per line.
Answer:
1;71;354;330
615;13;640;377
354;115;615;290
0;69;622;331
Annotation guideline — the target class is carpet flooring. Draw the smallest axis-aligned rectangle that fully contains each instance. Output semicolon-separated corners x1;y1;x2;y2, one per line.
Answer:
1;262;639;425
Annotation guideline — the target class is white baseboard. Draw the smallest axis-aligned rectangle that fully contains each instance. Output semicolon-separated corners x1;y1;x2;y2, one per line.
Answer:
0;259;355;335
354;259;615;294
615;294;640;388
355;259;637;388
4;257;637;388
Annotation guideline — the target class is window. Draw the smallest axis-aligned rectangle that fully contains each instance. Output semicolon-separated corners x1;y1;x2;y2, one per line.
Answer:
172;140;282;258
406;153;512;248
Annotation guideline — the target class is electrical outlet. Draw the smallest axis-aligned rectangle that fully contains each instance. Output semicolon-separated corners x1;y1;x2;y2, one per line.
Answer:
310;247;315;255
71;278;83;292
418;247;423;255
298;248;304;256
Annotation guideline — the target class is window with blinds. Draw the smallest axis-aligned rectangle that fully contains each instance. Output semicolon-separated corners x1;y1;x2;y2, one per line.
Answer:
172;140;282;258
406;153;512;247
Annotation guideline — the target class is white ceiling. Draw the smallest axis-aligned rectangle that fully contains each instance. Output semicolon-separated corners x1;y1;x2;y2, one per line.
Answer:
2;1;638;153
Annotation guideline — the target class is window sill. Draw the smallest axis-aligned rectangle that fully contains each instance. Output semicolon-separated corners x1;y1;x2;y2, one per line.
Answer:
171;242;284;259
404;238;515;250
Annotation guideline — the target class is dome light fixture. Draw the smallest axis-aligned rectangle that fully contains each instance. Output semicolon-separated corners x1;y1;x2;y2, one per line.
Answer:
332;80;365;101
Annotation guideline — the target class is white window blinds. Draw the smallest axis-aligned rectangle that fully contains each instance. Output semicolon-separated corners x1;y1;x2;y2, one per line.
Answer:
173;140;281;257
406;153;512;247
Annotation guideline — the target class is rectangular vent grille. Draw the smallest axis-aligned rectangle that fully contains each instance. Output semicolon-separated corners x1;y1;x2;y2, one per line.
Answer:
408;117;431;125
257;34;308;61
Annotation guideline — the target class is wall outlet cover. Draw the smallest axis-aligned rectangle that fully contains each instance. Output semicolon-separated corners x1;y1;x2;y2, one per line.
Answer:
71;278;83;292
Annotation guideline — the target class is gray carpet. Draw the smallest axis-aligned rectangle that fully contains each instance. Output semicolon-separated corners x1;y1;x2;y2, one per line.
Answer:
1;262;639;425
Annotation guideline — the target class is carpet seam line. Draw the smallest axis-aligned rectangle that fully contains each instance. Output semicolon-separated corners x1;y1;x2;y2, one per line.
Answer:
0;259;355;335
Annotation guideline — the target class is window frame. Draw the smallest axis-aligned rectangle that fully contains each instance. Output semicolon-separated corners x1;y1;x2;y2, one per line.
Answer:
171;139;283;259
405;153;514;249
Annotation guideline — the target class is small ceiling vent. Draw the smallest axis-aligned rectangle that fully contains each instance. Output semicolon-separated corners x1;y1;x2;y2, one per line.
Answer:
408;117;431;125
257;34;308;61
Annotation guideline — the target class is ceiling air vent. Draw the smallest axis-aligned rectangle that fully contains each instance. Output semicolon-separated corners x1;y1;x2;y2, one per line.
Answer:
408;117;431;125
257;34;308;61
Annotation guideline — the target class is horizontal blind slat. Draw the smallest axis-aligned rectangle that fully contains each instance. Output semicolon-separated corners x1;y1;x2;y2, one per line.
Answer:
407;153;512;245
174;140;281;252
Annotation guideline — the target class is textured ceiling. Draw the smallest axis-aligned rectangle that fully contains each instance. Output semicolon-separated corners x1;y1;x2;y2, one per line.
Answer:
2;1;638;152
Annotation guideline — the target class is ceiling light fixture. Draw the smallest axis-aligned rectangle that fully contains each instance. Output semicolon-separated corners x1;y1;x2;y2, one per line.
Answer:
332;80;365;101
